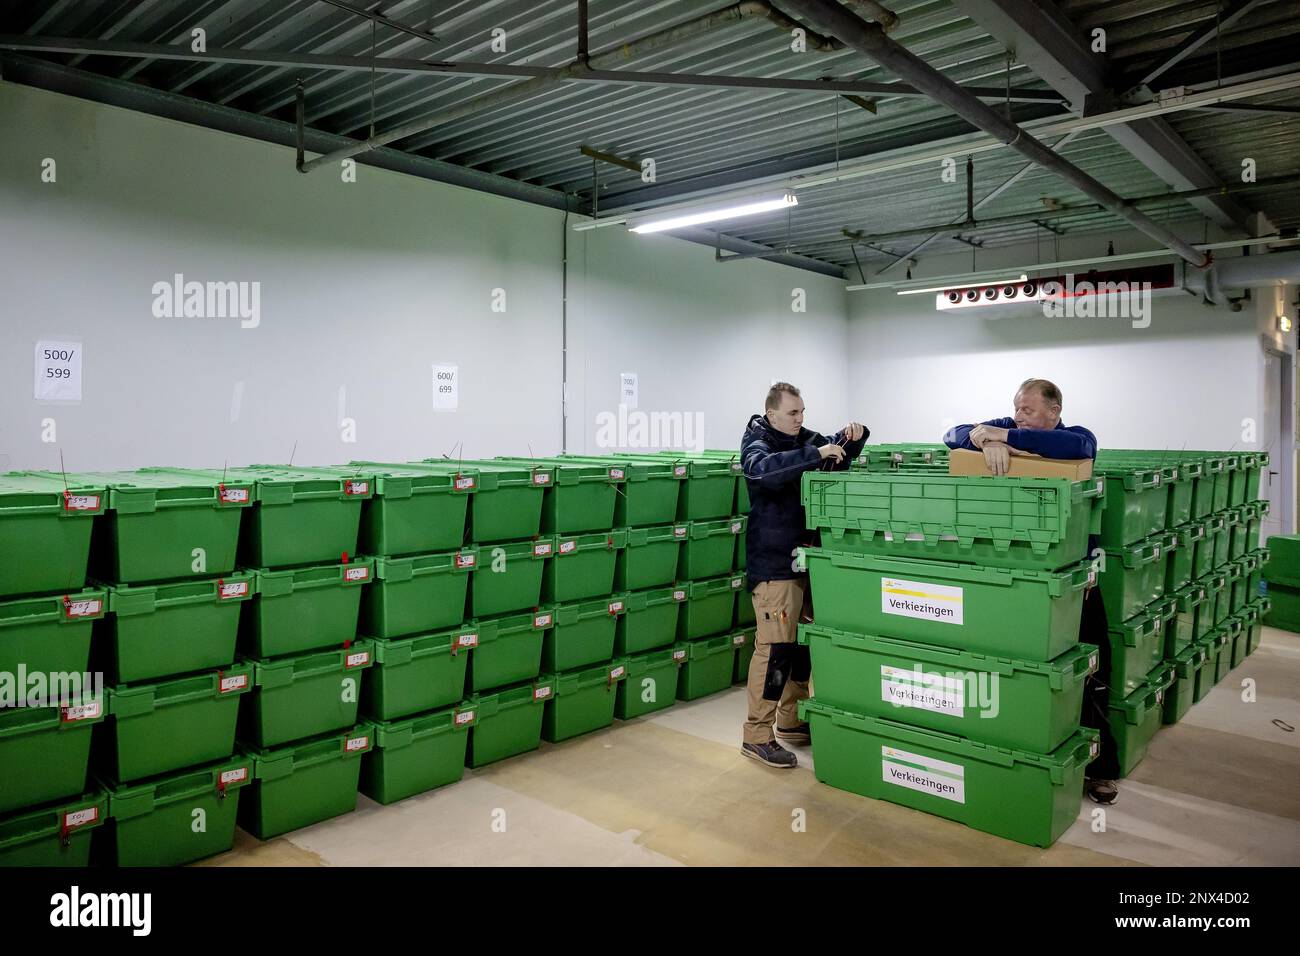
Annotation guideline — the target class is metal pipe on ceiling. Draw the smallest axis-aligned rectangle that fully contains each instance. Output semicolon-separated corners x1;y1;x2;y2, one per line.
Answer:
775;0;1212;268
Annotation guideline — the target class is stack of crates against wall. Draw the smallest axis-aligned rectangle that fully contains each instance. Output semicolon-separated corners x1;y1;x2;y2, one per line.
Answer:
1262;533;1300;633
797;468;1106;847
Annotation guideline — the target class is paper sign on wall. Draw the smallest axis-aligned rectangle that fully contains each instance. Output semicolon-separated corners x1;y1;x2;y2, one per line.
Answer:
433;364;459;411
620;372;639;409
35;340;82;402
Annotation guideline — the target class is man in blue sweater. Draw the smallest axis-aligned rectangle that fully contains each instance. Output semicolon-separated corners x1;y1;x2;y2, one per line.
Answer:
739;382;868;769
944;378;1118;805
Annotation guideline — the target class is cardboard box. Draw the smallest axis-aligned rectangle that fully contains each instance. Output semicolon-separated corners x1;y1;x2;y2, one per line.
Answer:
948;447;1093;480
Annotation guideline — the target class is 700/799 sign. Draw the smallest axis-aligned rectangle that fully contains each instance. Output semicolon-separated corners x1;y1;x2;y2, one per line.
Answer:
35;340;83;402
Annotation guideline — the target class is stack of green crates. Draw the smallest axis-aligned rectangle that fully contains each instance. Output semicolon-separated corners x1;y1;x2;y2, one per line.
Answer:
1262;533;1300;631
1096;449;1270;735
797;468;1105;847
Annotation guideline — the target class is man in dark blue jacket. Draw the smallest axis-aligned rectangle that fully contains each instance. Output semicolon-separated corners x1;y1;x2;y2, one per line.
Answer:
740;382;867;769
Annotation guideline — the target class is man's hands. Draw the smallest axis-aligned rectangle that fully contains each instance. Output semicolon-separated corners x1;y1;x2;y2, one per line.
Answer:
819;443;847;464
968;423;1010;449
983;441;1011;476
841;422;866;442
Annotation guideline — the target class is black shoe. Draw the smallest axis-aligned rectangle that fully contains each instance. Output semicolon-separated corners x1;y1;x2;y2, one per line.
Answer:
775;721;811;745
741;741;798;769
1086;777;1118;805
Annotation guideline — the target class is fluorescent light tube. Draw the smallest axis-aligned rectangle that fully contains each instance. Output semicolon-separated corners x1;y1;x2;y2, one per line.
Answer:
629;194;797;234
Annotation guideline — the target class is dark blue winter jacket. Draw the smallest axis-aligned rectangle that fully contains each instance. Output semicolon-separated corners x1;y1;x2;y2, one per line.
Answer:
741;413;868;586
944;417;1098;459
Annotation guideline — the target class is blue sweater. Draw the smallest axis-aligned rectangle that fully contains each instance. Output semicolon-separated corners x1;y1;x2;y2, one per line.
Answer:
944;417;1098;459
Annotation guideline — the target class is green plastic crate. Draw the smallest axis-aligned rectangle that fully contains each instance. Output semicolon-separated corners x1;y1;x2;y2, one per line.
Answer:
1107;602;1167;701
1192;456;1225;518
1263;534;1300;586
1230;610;1251;668
1241;502;1265;554
359;705;472;805
1203;513;1229;574
1170;584;1210;651
0;698;104;813
1197;573;1225;628
545;596;625;671
1246;547;1266;598
1097;534;1168;623
555;455;685;526
799;623;1096;752
543;530;626;603
663;451;747;513
1192;634;1220;703
800;549;1092;662
542;660;628;742
1228;506;1250;561
1162;643;1205;725
465;678;554;768
1217;619;1243;680
801;700;1098;848
470;538;551;618
678;517;746;581
616;525;684;591
99;755;252;866
735;584;756;627
617;646;687;719
244;559;372;657
732;627;756;683
346;462;479;555
239;724;373;840
102;576;252;684
1165;523;1202;593
1216;510;1240;569
676;633;736;700
413;460;548;543
0;790;106;867
804;471;1104;572
240;642;373;748
468;609;551;692
1107;664;1173;778
0;472;105;598
678;574;743;641
359;549;476;639
1242;452;1266;503
1224;561;1246;616
99;666;251;783
1209;626;1233;685
186;466;371;569
616;585;685;656
1262;585;1296;631
0;587;105;680
487;458;621;534
1096;464;1169;548
1246;598;1267;653
1226;456;1249;506
858;443;950;470
364;627;475;721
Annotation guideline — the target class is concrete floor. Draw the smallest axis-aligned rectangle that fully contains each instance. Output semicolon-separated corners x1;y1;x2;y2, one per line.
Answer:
203;627;1300;867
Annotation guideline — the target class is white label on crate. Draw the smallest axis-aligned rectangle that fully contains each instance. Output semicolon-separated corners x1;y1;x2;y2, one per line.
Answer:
732;634;746;646
345;566;370;582
218;581;249;600
533;685;552;701
730;462;742;473
65;599;103;618
672;649;687;662
346;651;370;669
64;494;100;512
532;472;551;486
674;526;688;538
676;466;689;478
673;589;687;602
880;665;965;717
453;710;476;727
609;468;626;481
533;613;553;629
35;340;83;402
608;600;625;615
1153;616;1162;635
219;675;248;694
881;746;966;804
344;479;370;496
454;475;476;491
881;578;963;625
63;807;99;830
220;486;250;504
1090;741;1100;760
1153;545;1161;561
220;767;249;785
558;540;577;555
1088;653;1099;674
432;364;459;411
456;552;477;570
609;665;626;681
345;735;370;752
731;521;743;534
61;699;102;722
455;632;479;650
731;577;743;589
533;542;553;557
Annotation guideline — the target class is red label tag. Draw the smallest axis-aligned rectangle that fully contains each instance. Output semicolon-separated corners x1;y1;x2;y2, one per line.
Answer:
608;665;626;681
675;466;689;478
345;651;370;669
455;552;477;570
672;649;687;662
558;540;577;555
64;598;103;619
533;612;553;629
673;526;688;539
609;468;625;480
532;472;551;486
219;486;250;504
454;632;479;650
344;566;370;582
220;767;249;785
219;674;249;694
62;807;99;831
533;542;553;557
344;735;370;753
454;709;476;726
454;475;476;491
60;699;103;722
218;581;249;600
607;600;625;615
673;589;686;602
533;685;553;702
344;479;370;496
63;494;100;512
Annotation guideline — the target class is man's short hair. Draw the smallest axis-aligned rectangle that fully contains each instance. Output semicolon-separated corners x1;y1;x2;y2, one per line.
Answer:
1018;378;1063;408
765;382;801;411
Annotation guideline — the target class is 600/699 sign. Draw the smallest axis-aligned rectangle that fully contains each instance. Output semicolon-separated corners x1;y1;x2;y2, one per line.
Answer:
34;340;83;402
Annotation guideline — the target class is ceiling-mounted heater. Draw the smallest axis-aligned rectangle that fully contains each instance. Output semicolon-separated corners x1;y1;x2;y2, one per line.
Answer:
934;264;1178;311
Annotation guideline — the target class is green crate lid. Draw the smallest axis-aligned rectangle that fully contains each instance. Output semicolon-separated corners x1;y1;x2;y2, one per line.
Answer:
489;457;627;484
554;455;686;481
106;755;254;820
248;723;376;779
420;459;556;489
370;625;484;661
247;642;373;687
0;697;105;736
107;665;253;716
147;466;374;502
469;677;556;715
1107;663;1175;722
802;548;1097;594
623;645;690;676
373;549;478;580
484;607;557;636
254;559;375;594
553;530;628;553
0;790;107;851
554;594;631;623
686;574;745;598
686;633;735;659
0;587;107;627
370;705;471;750
53;469;256;511
0;472;107;515
107;575;254;616
622;585;687;612
551;658;630;694
342;461;482;496
625;524;686;547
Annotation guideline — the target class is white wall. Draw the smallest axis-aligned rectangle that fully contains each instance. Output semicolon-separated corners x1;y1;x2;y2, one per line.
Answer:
0;82;846;475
